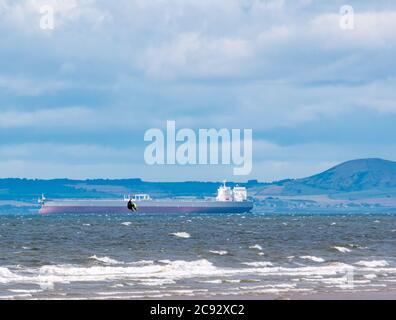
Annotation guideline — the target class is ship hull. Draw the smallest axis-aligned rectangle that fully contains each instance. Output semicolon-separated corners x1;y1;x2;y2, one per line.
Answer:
39;200;253;215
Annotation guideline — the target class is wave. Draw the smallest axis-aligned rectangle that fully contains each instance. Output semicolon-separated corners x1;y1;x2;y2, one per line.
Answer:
209;250;228;256
200;279;222;284
333;246;351;253
1;258;396;295
8;289;43;294
129;260;154;266
299;256;325;263
0;267;20;284
249;244;263;251
89;255;123;265
355;260;389;268
171;232;191;239
121;222;132;226
242;262;273;267
0;294;33;299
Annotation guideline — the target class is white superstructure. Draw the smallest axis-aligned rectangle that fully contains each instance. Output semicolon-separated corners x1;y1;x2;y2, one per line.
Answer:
232;186;248;202
216;181;248;202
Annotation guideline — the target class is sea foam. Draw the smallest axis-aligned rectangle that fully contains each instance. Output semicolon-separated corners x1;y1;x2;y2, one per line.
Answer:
249;245;263;251
171;232;191;239
90;255;122;265
333;246;351;253
209;250;228;256
355;260;389;268
242;262;274;267
300;256;325;263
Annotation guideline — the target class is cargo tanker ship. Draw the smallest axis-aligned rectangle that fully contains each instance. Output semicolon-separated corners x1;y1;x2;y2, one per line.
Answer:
38;182;253;214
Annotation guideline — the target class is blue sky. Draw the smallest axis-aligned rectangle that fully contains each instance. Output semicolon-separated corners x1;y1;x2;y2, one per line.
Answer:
0;0;396;181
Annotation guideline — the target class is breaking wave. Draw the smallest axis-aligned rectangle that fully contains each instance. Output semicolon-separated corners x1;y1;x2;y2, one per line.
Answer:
299;256;325;263
333;246;351;253
242;262;274;267
355;260;389;268
249;244;263;251
171;232;191;239
209;250;228;256
1;258;396;299
89;255;123;265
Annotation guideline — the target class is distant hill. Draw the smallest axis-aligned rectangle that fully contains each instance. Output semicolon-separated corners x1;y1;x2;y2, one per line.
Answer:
253;158;396;196
2;158;396;203
248;158;396;211
0;178;263;202
297;158;396;192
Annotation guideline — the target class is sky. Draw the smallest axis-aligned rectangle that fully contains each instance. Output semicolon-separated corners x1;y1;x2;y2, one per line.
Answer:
0;0;396;182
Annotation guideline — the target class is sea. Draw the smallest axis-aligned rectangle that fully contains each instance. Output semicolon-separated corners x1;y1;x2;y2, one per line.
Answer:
1;211;396;299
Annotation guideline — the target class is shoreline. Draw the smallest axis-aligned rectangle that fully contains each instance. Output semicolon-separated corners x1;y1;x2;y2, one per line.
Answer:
151;290;396;300
5;289;396;300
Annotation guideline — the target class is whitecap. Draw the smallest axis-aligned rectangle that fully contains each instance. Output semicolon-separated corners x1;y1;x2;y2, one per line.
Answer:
300;256;325;263
139;278;176;286
0;294;33;299
333;246;351;253
209;250;228;256
121;222;132;226
242;262;274;267
90;255;122;265
200;279;222;284
171;232;191;239
249;244;263;251
39;281;55;291
0;267;19;283
8;289;43;294
364;274;377;279
129;260;154;266
158;260;171;264
355;260;389;268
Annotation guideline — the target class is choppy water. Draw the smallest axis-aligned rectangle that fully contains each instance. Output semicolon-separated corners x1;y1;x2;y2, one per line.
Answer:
1;212;396;299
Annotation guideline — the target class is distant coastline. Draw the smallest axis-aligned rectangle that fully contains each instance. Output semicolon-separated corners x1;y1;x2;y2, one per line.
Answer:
2;158;396;212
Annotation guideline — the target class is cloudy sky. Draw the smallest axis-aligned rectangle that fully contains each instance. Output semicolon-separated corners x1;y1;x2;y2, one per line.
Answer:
0;0;395;181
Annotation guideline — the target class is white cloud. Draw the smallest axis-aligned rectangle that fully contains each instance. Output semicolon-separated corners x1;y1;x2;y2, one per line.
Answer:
0;1;396;180
0;0;110;31
0;75;70;95
0;107;92;128
310;11;396;50
140;33;253;79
